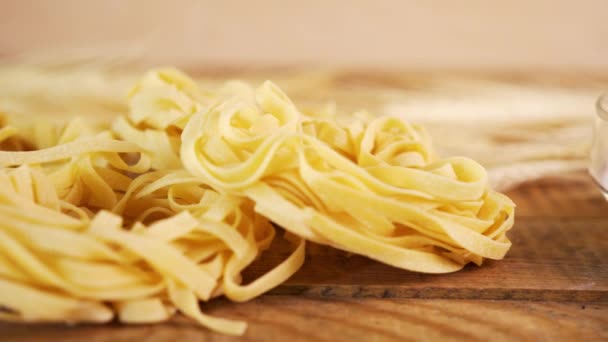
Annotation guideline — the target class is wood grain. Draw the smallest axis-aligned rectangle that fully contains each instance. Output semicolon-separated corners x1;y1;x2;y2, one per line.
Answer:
2;298;606;342
507;173;608;218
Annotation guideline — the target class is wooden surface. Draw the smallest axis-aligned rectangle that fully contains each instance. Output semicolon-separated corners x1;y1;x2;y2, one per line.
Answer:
1;172;607;341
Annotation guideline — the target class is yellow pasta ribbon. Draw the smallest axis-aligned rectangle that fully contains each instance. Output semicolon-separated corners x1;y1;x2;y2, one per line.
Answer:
180;76;515;273
0;67;515;336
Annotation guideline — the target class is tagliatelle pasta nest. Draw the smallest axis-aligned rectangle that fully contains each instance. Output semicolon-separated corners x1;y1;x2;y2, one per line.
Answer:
0;68;515;335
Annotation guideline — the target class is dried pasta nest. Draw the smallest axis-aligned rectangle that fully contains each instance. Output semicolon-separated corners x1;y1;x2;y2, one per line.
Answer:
0;68;514;335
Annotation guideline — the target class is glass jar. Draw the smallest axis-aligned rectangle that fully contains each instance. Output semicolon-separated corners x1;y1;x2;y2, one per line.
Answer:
590;94;608;199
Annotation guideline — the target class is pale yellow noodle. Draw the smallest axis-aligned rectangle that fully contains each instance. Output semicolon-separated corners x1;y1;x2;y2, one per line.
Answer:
0;67;514;336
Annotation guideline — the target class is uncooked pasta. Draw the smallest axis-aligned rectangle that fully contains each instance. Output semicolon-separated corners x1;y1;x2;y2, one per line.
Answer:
0;68;514;335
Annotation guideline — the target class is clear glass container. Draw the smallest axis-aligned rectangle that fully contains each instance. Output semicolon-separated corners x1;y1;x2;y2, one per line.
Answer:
590;94;608;200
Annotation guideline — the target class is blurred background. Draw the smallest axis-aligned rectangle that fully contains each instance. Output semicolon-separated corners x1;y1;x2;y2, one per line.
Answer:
1;0;607;71
1;0;607;190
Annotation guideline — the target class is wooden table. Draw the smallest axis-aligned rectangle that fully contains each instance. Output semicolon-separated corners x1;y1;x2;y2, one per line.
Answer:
1;72;608;341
